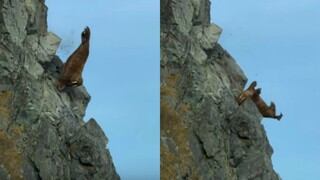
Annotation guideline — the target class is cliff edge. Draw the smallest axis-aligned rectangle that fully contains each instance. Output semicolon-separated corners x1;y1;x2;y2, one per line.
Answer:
0;0;119;179
160;0;280;179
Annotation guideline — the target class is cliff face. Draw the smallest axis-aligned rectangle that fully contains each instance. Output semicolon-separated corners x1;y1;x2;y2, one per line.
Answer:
0;0;119;179
161;0;280;179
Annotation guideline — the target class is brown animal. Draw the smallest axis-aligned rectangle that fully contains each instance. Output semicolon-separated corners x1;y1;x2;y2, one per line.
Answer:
57;26;90;91
237;81;257;105
252;88;283;120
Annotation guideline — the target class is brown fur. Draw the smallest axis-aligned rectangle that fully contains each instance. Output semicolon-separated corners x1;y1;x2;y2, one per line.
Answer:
57;26;90;91
237;81;283;120
237;81;257;105
252;88;283;120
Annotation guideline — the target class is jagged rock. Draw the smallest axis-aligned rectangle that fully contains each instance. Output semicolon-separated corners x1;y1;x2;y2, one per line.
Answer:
0;0;119;179
191;23;222;50
161;0;280;179
40;32;61;60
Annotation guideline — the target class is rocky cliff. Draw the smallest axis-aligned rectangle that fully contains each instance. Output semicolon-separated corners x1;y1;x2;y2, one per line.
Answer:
0;0;119;179
161;0;280;179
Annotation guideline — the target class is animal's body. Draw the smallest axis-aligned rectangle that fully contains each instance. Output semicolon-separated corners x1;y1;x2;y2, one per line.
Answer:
57;27;90;91
251;88;283;120
237;81;283;120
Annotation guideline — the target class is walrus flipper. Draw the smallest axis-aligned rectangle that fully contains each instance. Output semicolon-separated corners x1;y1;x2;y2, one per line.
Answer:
270;101;275;111
275;113;283;121
249;81;257;89
255;88;262;95
269;101;283;120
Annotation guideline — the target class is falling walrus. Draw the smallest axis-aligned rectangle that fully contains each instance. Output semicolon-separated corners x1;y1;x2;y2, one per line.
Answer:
57;26;90;91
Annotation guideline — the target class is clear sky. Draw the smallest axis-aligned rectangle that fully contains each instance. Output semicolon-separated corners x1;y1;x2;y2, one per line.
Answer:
46;1;160;179
213;0;320;179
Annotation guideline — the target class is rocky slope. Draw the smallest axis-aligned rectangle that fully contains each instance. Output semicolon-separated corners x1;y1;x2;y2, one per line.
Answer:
161;0;280;179
0;0;119;179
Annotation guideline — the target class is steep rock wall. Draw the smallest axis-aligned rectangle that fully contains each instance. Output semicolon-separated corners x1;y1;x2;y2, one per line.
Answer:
160;0;280;179
0;0;119;179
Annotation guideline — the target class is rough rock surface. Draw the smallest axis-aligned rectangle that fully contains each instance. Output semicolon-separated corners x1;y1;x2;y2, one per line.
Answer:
0;0;119;179
161;0;280;179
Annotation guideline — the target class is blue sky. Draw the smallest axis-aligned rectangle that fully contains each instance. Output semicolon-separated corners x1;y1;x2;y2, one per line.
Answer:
46;1;160;179
213;0;320;179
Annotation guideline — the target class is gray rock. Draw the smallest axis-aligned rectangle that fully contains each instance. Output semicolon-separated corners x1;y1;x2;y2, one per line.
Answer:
0;0;119;179
191;23;222;50
161;0;280;179
40;32;61;60
2;0;29;45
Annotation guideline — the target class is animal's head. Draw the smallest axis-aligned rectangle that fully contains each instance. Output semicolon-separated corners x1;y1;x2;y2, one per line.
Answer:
81;26;91;43
237;90;252;105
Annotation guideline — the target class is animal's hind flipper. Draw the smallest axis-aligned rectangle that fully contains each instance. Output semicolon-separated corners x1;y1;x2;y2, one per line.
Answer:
249;81;257;89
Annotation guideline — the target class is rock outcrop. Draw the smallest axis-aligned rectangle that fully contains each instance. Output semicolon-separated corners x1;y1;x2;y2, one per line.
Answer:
161;0;280;179
0;0;119;179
